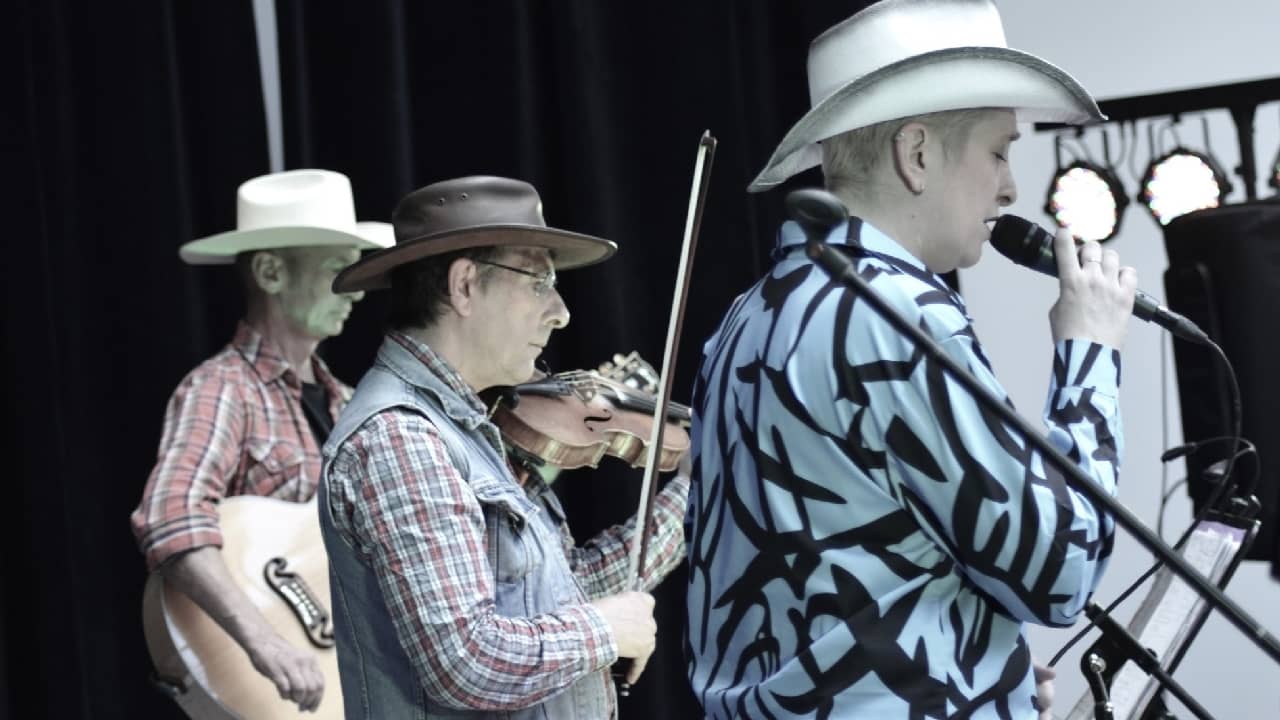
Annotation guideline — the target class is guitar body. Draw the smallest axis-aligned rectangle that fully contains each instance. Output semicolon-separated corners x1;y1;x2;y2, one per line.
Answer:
142;496;344;719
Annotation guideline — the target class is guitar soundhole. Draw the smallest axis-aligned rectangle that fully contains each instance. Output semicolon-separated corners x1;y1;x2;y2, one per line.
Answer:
264;557;336;649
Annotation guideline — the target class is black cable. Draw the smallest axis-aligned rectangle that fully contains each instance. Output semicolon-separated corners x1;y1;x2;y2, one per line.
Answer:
1128;121;1145;184
1159;333;1172;541
1200;115;1216;169
1073;133;1096;167
1158;437;1259;540
1162;118;1183;155
1048;339;1244;668
1059;131;1083;163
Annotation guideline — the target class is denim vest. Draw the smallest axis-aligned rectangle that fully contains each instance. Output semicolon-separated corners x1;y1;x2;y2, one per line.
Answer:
319;337;612;719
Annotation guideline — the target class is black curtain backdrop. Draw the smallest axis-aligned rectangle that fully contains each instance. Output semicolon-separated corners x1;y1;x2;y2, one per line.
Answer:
4;1;871;717
6;1;270;718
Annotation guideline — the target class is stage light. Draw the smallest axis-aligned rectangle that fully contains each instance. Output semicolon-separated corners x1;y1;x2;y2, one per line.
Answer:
1044;161;1129;243
1139;148;1232;225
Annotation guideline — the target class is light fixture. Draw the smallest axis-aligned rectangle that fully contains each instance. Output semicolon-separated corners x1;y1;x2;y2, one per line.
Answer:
1270;145;1279;193
1139;148;1233;225
1044;160;1129;243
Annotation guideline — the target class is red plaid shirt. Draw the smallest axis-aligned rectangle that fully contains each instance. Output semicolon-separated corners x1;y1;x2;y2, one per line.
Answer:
325;331;689;714
131;321;351;571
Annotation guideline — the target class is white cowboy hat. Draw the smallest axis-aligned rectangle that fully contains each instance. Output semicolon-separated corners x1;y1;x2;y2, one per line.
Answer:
748;0;1105;192
179;169;395;264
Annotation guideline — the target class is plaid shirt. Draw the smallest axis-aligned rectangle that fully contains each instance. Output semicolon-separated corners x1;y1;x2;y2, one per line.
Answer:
325;331;688;713
131;321;350;571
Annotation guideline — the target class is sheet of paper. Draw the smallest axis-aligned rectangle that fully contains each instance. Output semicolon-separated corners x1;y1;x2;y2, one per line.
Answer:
1065;521;1244;719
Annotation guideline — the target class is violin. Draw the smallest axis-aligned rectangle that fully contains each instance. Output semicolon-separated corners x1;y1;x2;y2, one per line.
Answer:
489;352;690;473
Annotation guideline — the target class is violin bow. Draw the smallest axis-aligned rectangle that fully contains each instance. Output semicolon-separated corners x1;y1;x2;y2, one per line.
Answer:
627;130;716;587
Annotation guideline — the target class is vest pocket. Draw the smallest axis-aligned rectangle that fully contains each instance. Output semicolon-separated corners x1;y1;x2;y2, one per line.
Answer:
471;474;541;586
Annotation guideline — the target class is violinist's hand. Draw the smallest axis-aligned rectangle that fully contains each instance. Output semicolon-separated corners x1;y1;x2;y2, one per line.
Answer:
1033;659;1056;720
591;591;656;685
677;450;692;479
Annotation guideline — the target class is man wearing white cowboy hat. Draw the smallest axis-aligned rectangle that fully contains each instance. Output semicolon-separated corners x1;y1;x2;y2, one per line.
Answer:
131;168;392;712
317;175;690;719
685;1;1138;718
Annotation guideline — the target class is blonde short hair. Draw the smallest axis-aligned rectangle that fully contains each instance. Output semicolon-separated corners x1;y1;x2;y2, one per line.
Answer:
820;108;994;197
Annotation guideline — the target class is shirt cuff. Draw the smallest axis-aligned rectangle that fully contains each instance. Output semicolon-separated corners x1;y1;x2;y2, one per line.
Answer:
141;525;223;572
1052;338;1121;397
562;602;618;674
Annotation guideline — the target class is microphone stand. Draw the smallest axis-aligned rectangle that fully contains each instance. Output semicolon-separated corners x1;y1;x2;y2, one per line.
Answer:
786;189;1280;697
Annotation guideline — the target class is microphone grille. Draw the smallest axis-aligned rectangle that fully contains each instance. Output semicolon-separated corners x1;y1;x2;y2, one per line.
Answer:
990;215;1056;275
990;215;1037;260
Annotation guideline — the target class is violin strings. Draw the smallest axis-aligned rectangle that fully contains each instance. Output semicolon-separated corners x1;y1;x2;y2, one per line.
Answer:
550;370;681;415
540;369;689;421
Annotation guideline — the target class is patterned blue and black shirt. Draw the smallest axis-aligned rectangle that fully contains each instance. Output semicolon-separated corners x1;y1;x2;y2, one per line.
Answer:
685;218;1123;719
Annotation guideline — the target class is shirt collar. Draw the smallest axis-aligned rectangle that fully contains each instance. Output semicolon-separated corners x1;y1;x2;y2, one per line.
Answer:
775;217;930;274
776;217;968;316
233;320;294;384
386;330;488;417
232;321;344;400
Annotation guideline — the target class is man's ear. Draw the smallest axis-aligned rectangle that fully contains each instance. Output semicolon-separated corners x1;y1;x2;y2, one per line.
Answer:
446;257;481;318
250;251;288;295
891;122;931;195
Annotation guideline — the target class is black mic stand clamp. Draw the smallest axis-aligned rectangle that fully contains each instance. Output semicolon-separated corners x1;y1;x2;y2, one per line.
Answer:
1080;601;1212;720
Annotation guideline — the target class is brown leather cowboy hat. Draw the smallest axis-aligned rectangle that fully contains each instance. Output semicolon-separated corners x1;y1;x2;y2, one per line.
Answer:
333;175;616;293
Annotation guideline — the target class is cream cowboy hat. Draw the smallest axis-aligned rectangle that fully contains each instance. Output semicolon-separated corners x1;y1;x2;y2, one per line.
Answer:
333;175;616;293
748;0;1105;192
179;169;395;264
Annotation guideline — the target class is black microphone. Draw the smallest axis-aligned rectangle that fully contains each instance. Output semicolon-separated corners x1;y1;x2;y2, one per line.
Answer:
989;215;1210;345
785;189;864;281
785;188;850;245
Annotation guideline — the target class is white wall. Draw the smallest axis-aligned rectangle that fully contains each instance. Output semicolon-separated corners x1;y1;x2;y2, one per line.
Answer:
965;2;1280;717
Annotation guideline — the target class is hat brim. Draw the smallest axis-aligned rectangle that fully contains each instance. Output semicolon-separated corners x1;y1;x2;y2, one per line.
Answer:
332;225;617;293
748;47;1104;192
179;222;395;265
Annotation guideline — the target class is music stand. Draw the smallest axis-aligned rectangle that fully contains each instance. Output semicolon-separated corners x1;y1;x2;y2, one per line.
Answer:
1065;505;1260;720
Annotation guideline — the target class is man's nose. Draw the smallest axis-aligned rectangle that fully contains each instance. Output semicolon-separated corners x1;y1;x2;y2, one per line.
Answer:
546;289;570;329
998;166;1018;207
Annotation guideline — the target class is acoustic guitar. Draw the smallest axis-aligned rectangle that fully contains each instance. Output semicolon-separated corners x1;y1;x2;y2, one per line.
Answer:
141;496;343;719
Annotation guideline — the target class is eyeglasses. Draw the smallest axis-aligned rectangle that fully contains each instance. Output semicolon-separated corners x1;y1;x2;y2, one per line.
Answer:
473;259;558;297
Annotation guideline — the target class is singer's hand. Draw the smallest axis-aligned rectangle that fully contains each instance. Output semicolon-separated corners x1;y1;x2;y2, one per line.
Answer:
1033;659;1056;720
1048;230;1138;348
